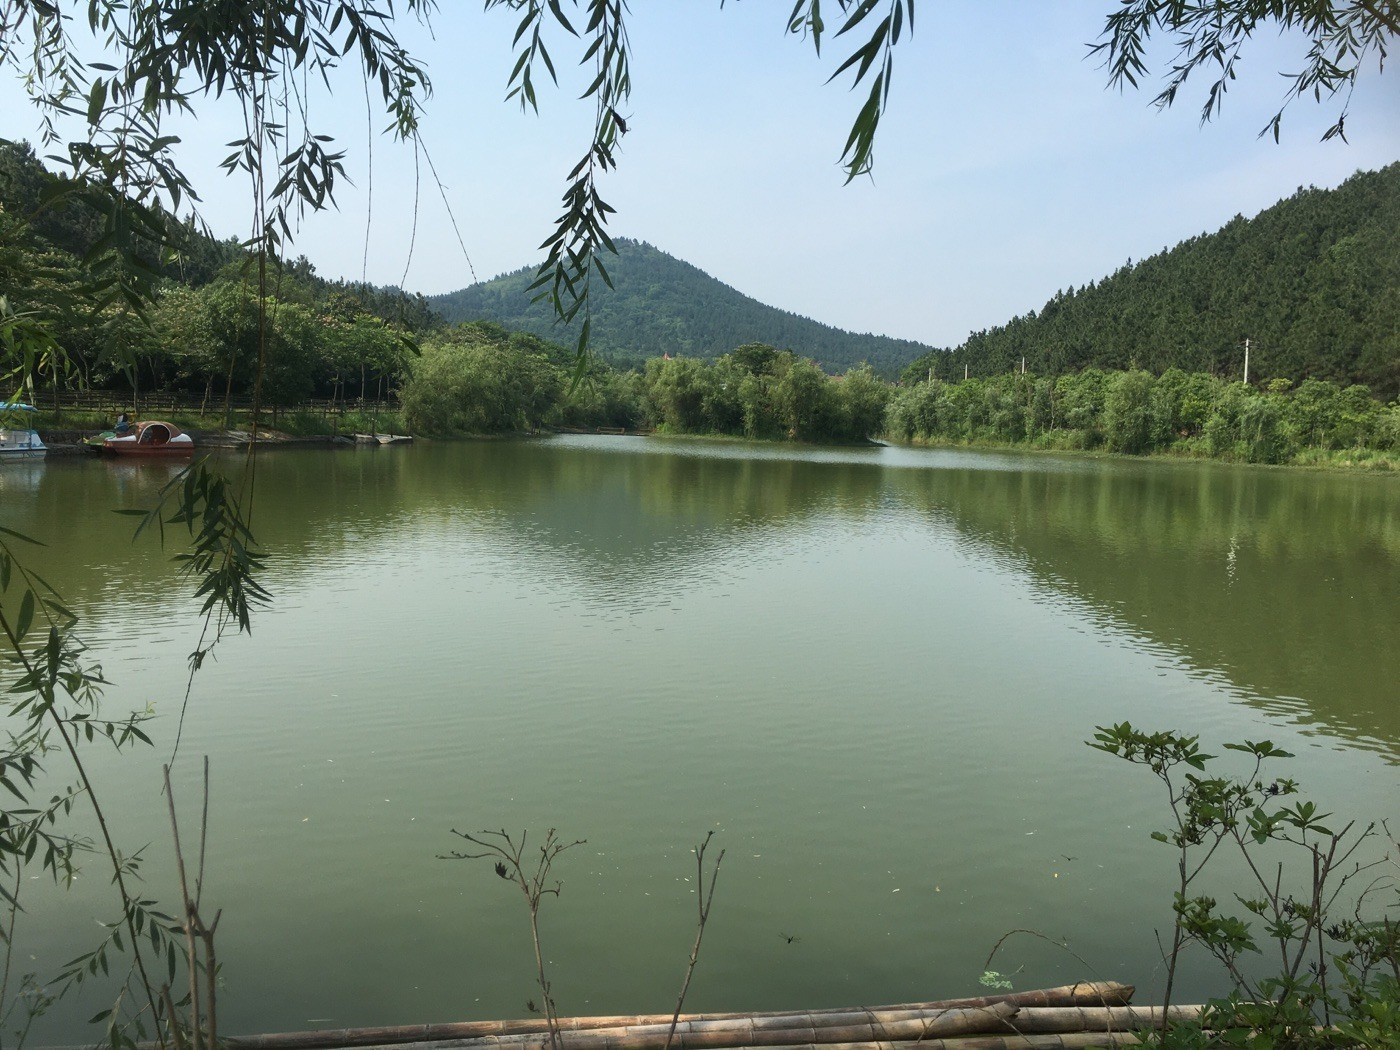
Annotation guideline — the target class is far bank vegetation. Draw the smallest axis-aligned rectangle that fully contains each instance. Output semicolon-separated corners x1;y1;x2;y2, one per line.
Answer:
5;139;1396;465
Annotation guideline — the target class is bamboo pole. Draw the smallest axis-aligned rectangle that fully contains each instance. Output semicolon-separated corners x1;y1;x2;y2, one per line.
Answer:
224;985;1135;1050
293;1033;1146;1050
569;1040;1146;1050
963;1006;1201;1034
285;1006;1020;1050
328;1001;1194;1050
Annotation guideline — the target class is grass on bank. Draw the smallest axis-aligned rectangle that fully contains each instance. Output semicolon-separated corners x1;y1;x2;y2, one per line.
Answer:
898;430;1400;471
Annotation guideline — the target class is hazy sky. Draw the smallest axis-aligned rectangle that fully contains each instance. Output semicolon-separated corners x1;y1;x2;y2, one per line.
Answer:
4;3;1397;349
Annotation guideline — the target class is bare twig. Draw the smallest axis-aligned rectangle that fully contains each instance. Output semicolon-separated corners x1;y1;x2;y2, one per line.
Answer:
202;909;222;1050
443;828;584;1050
161;985;189;1050
664;832;725;1050
165;761;221;1050
165;764;203;1050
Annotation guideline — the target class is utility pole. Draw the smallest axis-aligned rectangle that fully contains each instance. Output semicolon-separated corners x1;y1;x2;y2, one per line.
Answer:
1243;338;1250;385
964;363;969;381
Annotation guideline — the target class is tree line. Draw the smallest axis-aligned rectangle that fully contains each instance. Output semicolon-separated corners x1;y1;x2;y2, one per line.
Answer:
402;325;1400;466
6;137;1398;464
1;140;440;414
887;368;1400;464
400;329;891;444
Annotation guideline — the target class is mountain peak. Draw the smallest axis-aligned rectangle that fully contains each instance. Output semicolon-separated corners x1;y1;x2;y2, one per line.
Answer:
429;239;937;375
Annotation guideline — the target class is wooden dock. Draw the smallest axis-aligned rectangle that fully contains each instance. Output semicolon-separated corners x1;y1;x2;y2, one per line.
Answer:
224;983;1202;1050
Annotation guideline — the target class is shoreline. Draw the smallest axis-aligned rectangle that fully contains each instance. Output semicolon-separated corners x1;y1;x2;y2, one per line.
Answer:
889;434;1400;474
30;425;1397;473
35;429;409;456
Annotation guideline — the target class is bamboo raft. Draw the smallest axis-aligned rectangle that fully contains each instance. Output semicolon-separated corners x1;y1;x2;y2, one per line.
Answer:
225;983;1208;1050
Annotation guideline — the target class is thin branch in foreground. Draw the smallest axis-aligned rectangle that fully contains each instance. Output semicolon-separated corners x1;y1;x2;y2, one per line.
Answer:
664;831;724;1050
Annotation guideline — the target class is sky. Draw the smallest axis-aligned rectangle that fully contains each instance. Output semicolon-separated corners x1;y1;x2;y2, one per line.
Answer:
3;2;1397;351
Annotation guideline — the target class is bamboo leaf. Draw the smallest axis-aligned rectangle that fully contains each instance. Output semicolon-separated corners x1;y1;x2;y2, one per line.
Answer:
0;524;43;545
87;77;107;126
16;590;35;641
834;0;882;38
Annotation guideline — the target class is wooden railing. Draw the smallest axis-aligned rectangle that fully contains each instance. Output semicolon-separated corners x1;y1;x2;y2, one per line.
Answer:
36;390;400;419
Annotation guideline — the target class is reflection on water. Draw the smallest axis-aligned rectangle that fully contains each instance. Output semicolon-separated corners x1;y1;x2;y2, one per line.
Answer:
204;438;1397;756
882;459;1400;756
5;438;1396;1043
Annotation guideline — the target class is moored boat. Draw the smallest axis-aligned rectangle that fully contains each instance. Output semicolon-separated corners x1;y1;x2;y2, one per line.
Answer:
99;420;195;456
0;403;47;459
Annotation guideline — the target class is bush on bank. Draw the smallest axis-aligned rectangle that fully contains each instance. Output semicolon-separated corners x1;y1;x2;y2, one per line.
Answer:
398;332;890;443
885;368;1400;466
642;348;889;443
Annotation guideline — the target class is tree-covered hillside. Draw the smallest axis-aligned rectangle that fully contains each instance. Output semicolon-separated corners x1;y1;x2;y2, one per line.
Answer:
903;165;1399;398
0;139;442;329
429;239;937;376
1;139;442;404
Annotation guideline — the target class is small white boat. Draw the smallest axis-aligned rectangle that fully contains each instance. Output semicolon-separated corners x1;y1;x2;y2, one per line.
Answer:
0;403;47;459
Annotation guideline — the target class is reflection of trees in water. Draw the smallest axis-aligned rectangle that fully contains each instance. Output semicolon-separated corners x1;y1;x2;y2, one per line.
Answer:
31;440;888;599
28;441;1398;756
887;463;1400;758
17;458;199;607
385;439;890;587
242;438;890;619
303;446;1398;761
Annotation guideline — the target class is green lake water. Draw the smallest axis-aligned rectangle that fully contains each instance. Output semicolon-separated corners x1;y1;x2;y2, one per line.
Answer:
3;436;1397;1042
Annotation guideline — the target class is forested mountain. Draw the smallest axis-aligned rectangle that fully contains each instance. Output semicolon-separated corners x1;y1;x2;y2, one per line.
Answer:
429;239;936;376
904;164;1399;398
